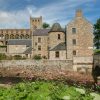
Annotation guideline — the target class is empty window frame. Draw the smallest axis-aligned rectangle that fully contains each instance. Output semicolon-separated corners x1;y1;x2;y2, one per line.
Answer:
73;50;76;56
55;51;59;58
38;37;41;43
38;45;41;51
72;28;76;33
73;39;76;45
58;34;61;40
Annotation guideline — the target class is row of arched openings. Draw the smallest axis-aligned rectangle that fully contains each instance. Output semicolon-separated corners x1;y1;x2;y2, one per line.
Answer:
0;34;31;39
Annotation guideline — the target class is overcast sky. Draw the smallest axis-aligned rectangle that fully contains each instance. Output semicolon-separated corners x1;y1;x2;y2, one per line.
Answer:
0;0;99;28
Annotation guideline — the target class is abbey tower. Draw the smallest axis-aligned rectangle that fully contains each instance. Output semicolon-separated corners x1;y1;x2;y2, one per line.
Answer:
30;16;42;30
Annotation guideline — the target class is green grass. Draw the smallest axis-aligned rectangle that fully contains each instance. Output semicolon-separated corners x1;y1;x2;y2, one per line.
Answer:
0;81;94;100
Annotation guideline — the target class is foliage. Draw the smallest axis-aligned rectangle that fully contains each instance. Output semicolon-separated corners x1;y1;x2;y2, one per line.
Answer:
94;49;100;54
13;55;22;60
0;53;7;60
0;81;94;100
94;18;100;49
33;55;42;60
0;46;7;48
42;22;50;29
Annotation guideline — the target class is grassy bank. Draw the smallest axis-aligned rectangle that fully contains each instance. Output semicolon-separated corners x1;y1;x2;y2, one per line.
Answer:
0;81;95;100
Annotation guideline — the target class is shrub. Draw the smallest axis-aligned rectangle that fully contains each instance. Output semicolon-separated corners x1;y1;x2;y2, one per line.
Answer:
0;53;7;60
94;49;100;54
0;45;7;48
13;55;22;60
0;81;94;100
33;55;42;60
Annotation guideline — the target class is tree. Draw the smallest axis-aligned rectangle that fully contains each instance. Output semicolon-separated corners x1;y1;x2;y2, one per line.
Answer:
94;18;100;49
42;23;50;29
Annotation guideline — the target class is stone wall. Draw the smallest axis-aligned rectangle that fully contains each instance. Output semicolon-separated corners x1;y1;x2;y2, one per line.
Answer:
49;51;67;60
93;54;100;66
32;36;48;58
0;60;73;71
7;45;27;54
0;47;6;53
48;32;65;50
73;56;93;73
66;10;93;60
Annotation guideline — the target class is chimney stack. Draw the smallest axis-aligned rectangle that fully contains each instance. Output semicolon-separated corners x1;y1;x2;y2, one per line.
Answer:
76;9;83;18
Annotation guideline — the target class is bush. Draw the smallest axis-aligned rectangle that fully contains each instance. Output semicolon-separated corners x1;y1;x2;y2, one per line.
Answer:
0;45;7;48
33;55;42;60
0;53;7;60
0;81;94;100
13;55;22;60
94;49;100;54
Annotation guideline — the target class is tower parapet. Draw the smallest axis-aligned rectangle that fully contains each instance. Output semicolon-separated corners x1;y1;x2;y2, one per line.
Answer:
30;16;42;30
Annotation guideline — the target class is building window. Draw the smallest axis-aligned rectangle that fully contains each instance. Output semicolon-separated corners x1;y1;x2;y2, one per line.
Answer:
58;34;61;40
38;45;41;51
55;51;59;58
72;28;76;33
35;42;37;45
73;39;76;45
73;50;76;56
38;37;41;43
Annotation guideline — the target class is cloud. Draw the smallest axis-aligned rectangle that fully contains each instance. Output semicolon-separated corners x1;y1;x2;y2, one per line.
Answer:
0;0;98;28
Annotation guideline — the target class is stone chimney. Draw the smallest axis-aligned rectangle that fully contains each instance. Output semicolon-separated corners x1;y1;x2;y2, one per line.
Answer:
76;9;83;18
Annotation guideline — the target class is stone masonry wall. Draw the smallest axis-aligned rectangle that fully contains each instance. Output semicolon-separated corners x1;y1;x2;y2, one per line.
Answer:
32;36;48;58
0;48;6;53
66;10;93;60
0;60;73;71
73;56;93;73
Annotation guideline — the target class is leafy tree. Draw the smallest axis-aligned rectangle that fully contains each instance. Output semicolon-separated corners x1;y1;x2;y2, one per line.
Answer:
42;23;50;29
94;18;100;49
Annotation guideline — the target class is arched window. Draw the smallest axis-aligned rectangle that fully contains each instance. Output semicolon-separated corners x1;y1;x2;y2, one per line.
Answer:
20;34;25;39
10;34;14;39
0;34;4;39
15;34;19;39
25;34;30;39
5;34;9;39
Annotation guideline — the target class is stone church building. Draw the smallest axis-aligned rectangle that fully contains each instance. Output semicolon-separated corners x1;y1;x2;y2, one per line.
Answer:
0;10;93;71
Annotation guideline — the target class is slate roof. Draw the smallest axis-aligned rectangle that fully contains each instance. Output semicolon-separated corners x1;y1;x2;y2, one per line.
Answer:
33;29;50;36
7;39;32;47
50;23;64;32
23;47;32;54
50;42;66;51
